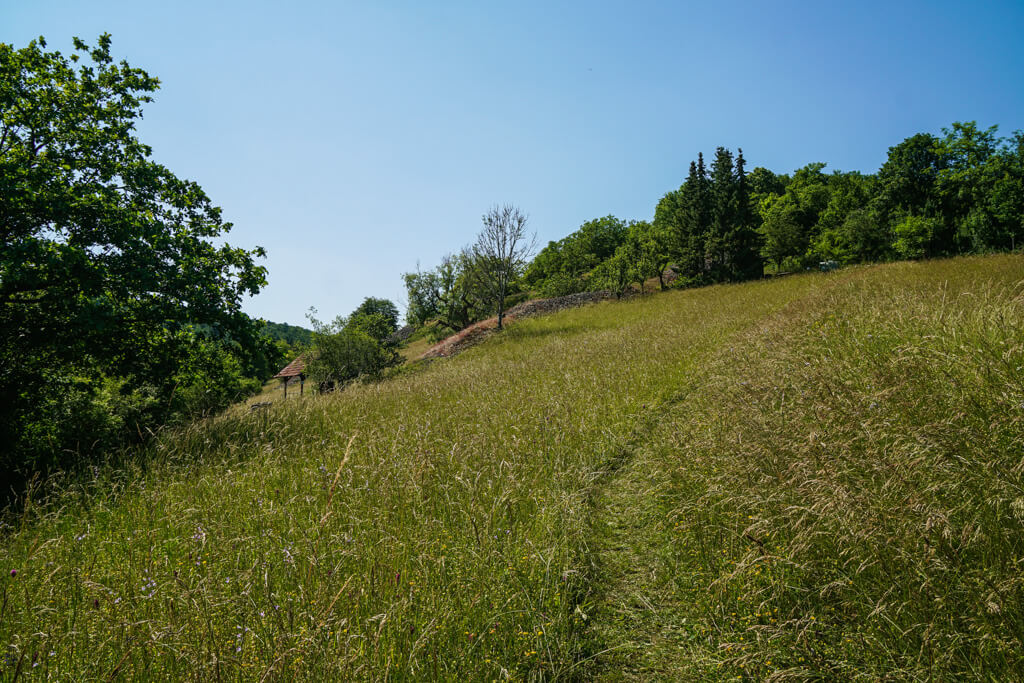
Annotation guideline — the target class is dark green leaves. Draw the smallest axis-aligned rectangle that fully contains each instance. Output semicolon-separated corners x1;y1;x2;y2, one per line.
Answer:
1;35;269;482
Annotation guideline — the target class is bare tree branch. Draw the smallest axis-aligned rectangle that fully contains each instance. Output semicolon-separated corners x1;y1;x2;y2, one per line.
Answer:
470;204;536;329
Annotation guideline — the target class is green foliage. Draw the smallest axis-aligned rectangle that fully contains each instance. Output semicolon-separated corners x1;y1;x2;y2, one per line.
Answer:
345;298;400;346
259;320;313;347
537;271;586;298
589;249;633;298
874;132;945;234
523;216;630;295
893;213;942;259
869;123;1024;258
351;297;399;333
0;35;270;482
656;149;762;284
810;173;882;263
644;124;1023;281
347;311;396;345
813;207;892;264
746;165;789;197
406;121;1024;327
625;220;670;292
655;157;708;282
402;252;489;333
304;307;400;387
706;146;737;279
306;325;397;387
166;333;264;416
759;192;808;269
402;267;441;327
603;220;670;294
468;204;535;329
20;373;159;463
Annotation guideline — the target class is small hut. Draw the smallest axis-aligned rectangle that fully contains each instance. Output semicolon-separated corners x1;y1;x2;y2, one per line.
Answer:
273;356;306;397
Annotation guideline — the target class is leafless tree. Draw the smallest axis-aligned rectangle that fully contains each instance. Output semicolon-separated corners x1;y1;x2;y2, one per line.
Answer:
471;204;536;329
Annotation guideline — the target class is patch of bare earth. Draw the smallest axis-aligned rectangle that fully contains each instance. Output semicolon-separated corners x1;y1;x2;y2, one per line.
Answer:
418;291;615;360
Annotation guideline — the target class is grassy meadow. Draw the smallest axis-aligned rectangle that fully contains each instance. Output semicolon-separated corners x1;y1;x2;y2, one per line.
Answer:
2;255;1024;680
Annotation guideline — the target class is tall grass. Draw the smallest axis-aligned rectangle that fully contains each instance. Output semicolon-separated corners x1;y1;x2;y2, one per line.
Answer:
2;255;1023;680
582;255;1024;680
0;267;812;680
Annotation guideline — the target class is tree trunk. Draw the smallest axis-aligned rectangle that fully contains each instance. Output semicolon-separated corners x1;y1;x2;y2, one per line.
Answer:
496;278;506;329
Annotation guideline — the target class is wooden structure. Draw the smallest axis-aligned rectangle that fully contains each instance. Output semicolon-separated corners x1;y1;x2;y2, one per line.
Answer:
273;356;306;397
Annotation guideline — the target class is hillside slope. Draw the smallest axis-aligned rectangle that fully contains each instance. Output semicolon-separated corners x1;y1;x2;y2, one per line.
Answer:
2;255;1023;680
581;256;1024;680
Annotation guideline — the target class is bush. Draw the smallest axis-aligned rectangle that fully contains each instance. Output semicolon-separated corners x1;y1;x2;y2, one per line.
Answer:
894;214;942;259
305;324;400;389
537;272;587;298
0;370;161;484
168;338;264;418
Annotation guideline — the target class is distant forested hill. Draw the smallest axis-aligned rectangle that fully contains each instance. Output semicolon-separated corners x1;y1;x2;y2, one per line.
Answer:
261;320;313;346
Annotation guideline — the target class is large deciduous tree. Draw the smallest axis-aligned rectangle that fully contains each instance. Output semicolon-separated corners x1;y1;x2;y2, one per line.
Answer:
1;35;268;476
402;252;487;333
351;297;400;336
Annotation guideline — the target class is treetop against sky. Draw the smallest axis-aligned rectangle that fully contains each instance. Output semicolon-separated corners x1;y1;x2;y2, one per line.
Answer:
4;0;1023;325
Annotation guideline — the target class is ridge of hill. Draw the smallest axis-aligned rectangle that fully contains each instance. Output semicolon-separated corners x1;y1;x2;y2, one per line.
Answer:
260;319;313;346
2;255;1023;680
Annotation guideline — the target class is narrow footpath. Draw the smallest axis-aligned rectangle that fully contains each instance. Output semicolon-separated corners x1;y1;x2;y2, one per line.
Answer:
574;269;863;680
574;397;708;681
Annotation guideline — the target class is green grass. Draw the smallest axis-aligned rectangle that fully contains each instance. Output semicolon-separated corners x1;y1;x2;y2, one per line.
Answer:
582;255;1024;680
398;335;434;362
2;255;1023;680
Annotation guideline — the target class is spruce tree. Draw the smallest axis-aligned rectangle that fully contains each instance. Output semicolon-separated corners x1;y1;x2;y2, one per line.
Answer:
674;160;706;280
693;153;713;280
708;147;736;281
731;148;763;279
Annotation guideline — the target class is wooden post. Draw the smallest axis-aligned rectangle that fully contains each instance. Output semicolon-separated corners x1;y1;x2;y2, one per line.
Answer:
300;374;304;396
283;378;288;398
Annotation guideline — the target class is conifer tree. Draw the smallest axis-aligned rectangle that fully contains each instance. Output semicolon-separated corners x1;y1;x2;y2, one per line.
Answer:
731;148;764;279
683;153;713;281
695;152;712;238
707;147;736;279
675;160;708;280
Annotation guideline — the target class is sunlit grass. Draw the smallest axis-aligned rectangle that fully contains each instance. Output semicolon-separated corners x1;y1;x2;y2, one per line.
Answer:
582;255;1024;680
398;336;434;362
2;255;1023;680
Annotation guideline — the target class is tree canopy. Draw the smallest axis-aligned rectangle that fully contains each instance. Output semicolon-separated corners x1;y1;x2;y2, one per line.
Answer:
304;302;400;389
405;122;1024;341
1;35;271;479
351;297;400;334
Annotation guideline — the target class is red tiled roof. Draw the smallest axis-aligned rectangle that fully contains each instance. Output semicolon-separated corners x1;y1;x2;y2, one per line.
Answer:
273;355;305;379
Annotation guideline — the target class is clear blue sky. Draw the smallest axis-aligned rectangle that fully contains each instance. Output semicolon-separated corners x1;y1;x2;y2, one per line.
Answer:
5;0;1024;326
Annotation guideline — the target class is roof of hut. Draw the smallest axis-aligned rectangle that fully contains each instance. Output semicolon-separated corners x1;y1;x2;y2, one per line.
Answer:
273;355;306;379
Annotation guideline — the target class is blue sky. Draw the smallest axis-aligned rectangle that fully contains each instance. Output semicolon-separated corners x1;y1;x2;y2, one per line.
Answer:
5;0;1024;325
